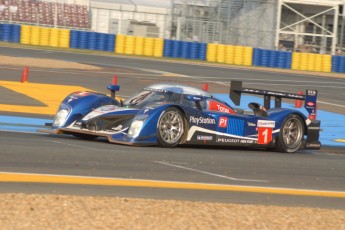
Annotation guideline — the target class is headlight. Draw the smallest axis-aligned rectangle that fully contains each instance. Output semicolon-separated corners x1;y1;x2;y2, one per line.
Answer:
128;115;148;138
53;109;69;127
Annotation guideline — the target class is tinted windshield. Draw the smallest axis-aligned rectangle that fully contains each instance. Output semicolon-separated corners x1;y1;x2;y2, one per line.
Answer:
124;90;179;108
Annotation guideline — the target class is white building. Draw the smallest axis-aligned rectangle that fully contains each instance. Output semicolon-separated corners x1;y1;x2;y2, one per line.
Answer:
90;0;171;38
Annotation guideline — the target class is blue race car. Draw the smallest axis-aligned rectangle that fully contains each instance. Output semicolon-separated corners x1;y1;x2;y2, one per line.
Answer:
45;81;321;153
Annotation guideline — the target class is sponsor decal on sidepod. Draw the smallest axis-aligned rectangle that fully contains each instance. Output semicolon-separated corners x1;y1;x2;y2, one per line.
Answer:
197;135;213;141
247;122;256;127
189;116;216;125
216;138;254;144
218;117;228;128
257;120;275;128
307;102;314;107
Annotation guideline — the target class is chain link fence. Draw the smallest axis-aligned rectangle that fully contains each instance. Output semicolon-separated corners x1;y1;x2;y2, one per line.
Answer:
170;0;277;49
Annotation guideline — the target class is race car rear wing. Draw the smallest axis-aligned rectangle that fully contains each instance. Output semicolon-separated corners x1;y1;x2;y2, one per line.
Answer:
229;81;318;117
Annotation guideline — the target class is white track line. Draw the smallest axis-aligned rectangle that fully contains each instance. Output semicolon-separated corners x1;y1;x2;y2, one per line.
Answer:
154;161;268;183
318;101;345;108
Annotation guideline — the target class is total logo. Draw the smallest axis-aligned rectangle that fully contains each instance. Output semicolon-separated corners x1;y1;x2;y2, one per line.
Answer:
218;117;228;128
209;101;235;114
217;105;232;113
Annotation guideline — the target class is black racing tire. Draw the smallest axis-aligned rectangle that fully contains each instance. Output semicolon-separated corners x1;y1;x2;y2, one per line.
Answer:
73;133;98;140
275;114;305;153
157;107;185;148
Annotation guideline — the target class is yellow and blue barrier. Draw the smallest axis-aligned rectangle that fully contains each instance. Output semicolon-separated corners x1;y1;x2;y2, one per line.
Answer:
291;52;331;72
20;25;31;44
115;34;125;54
153;38;164;58
59;29;70;48
134;36;144;55
111;35;163;57
39;27;50;46
2;23;345;74
143;37;154;56
124;35;135;55
49;28;59;47
207;44;252;66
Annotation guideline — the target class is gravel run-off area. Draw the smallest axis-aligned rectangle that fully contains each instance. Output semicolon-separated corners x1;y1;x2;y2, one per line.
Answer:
0;194;344;230
0;54;344;229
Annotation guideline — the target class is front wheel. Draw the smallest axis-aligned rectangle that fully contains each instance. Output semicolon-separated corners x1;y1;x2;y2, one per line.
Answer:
157;107;185;148
275;114;305;153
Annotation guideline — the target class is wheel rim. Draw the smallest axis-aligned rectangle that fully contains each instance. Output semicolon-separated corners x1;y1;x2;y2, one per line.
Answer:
282;118;303;149
158;111;184;144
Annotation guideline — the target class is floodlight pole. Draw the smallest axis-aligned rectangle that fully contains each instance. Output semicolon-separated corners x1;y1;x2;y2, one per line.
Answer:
275;0;282;50
331;5;339;55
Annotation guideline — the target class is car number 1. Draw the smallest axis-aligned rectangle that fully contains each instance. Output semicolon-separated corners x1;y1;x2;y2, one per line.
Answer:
258;127;272;144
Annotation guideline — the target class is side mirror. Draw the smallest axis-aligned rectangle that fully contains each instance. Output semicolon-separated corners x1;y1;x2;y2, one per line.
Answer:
107;84;120;92
186;95;203;102
186;95;203;111
107;84;120;99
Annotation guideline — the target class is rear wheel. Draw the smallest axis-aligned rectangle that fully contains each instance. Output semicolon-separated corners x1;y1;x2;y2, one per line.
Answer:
275;114;305;153
157;107;185;148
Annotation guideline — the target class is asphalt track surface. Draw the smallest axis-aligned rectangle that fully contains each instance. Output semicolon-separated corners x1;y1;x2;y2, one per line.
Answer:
0;46;345;209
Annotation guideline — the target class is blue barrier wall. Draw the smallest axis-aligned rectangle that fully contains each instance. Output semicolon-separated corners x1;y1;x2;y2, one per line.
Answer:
199;43;207;61
171;40;181;58
332;55;345;73
87;32;97;50
189;42;199;60
1;24;11;42
12;24;21;43
78;31;88;49
106;34;116;52
261;49;269;67
253;48;291;69
268;50;278;68
163;40;207;61
0;23;20;43
180;41;189;59
69;30;115;52
70;30;79;49
253;48;261;66
97;33;107;51
163;39;172;57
